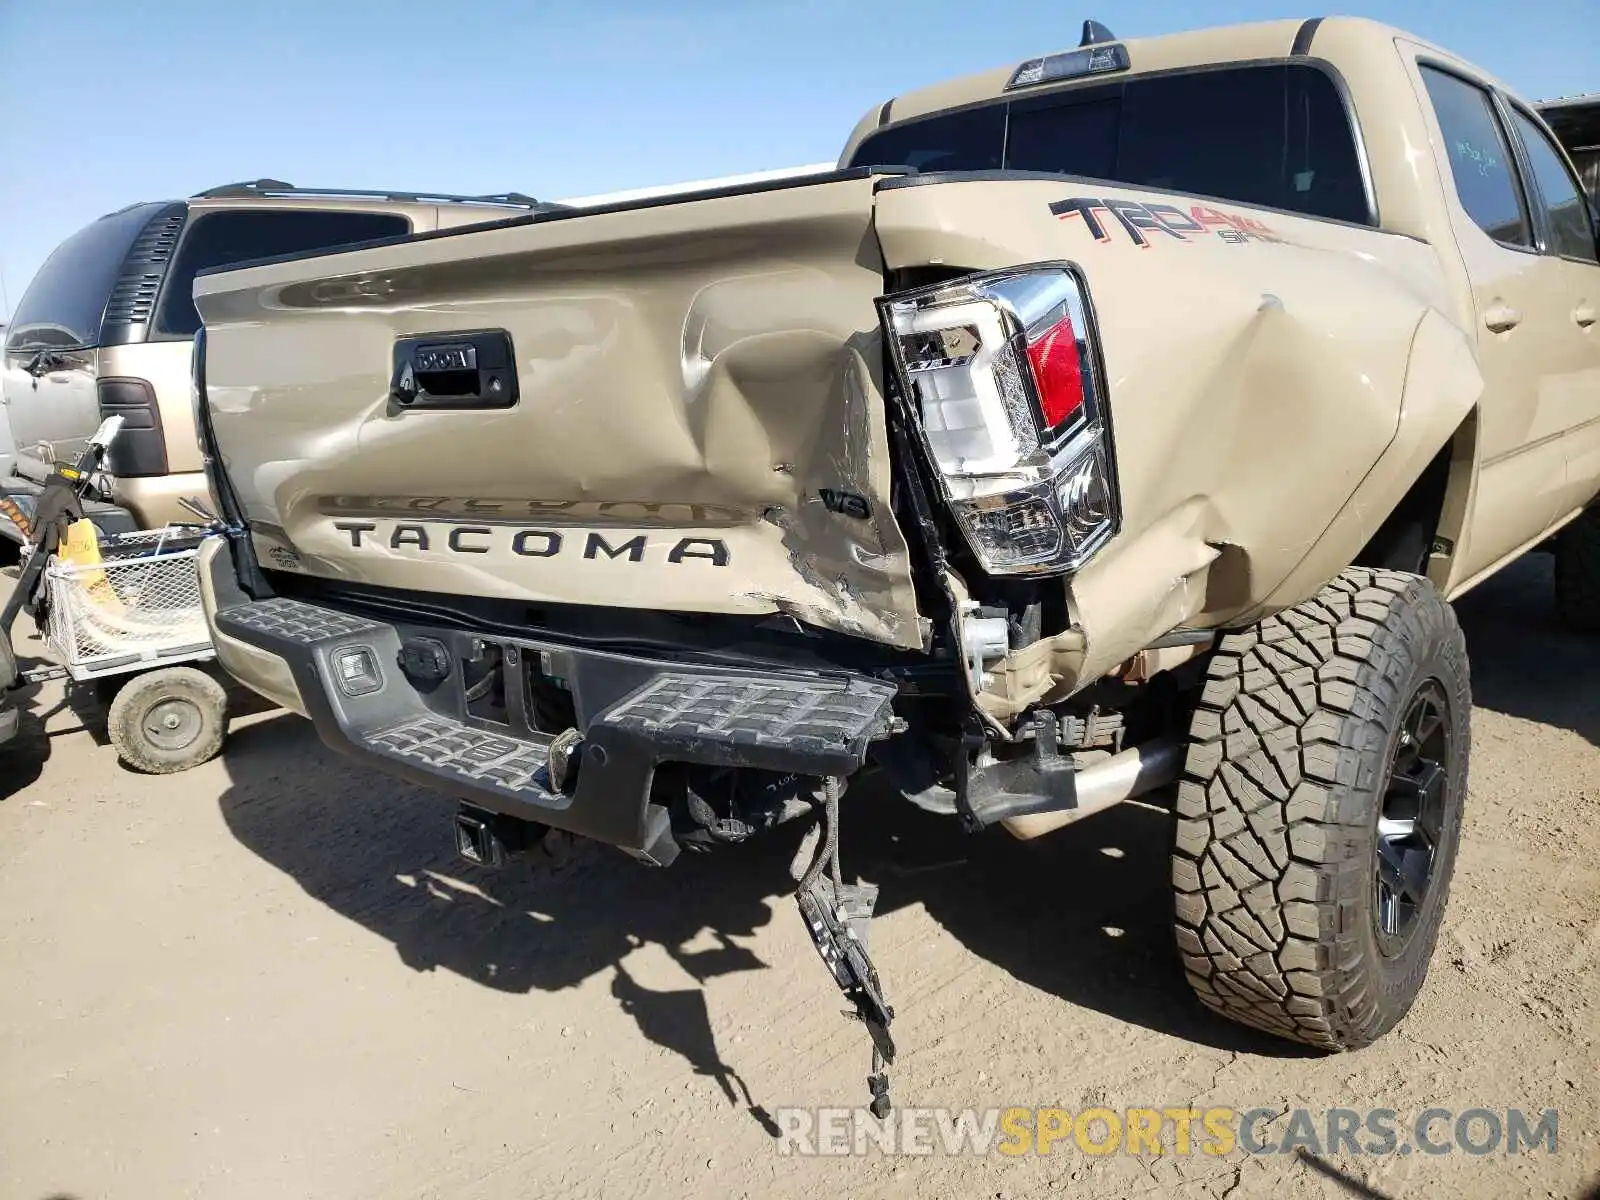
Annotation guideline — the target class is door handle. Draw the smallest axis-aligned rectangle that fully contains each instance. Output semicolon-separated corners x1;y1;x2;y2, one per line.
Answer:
1483;304;1523;333
1575;305;1598;329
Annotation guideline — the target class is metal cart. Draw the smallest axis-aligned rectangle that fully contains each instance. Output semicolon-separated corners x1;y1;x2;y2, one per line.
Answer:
2;417;231;771
32;524;229;772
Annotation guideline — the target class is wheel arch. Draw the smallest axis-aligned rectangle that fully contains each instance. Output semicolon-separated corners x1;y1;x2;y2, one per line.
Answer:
1253;308;1483;615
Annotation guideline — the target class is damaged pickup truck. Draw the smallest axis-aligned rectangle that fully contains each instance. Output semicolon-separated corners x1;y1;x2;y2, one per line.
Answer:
190;16;1600;1109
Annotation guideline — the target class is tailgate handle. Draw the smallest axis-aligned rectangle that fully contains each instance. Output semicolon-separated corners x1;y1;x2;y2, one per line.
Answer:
390;330;518;412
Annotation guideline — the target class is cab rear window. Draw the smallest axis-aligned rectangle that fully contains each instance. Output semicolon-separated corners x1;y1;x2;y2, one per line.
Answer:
851;63;1372;225
154;208;410;337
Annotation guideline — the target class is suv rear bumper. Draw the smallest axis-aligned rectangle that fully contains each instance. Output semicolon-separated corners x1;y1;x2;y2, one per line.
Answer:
0;477;141;547
198;541;898;865
109;471;212;532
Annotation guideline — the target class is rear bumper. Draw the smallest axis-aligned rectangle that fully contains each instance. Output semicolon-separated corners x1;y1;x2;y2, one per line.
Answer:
0;477;141;546
198;541;897;865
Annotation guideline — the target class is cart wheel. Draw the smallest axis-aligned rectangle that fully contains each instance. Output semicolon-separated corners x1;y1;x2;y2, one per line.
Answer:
107;666;229;774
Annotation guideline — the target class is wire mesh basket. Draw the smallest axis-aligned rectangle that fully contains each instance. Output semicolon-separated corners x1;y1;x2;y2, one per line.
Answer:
41;528;216;680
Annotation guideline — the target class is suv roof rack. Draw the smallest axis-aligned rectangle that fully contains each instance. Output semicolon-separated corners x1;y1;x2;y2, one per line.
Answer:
190;179;556;209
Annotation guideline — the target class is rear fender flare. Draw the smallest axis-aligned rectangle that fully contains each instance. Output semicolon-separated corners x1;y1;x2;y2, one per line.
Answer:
1249;308;1483;617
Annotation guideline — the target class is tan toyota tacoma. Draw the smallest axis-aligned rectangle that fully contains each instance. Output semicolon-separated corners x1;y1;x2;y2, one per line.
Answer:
188;17;1600;1110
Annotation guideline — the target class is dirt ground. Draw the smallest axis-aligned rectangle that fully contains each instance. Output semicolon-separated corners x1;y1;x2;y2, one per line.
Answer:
1;555;1597;1200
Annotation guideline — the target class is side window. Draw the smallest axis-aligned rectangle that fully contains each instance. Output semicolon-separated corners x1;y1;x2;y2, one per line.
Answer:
1420;66;1531;248
155;208;410;338
1508;107;1599;263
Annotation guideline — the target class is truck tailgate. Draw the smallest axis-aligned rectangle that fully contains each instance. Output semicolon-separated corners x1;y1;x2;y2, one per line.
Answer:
194;174;925;650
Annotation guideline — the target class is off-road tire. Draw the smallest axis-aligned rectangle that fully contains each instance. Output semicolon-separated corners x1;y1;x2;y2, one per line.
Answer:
1172;568;1470;1050
107;666;229;775
1554;507;1600;634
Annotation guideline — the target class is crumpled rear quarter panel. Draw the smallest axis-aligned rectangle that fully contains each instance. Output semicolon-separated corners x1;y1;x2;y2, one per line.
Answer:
874;177;1449;690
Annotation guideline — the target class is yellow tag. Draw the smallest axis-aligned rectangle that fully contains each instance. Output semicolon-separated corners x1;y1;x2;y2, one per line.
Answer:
59;519;104;567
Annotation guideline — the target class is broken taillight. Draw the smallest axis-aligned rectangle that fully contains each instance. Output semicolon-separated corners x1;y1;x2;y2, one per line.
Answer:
1025;312;1086;432
880;264;1118;576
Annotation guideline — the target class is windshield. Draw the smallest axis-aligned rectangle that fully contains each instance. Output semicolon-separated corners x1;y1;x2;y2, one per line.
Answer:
851;63;1371;225
4;202;172;352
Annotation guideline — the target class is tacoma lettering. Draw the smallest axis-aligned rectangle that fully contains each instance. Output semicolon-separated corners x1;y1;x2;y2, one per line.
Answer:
447;527;491;554
332;521;728;567
585;533;647;562
512;530;561;557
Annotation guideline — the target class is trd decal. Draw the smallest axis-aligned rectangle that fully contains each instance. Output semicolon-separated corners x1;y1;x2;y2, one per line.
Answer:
1049;196;1282;247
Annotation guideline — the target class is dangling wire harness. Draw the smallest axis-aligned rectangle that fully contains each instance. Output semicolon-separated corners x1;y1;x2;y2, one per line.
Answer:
791;775;896;1118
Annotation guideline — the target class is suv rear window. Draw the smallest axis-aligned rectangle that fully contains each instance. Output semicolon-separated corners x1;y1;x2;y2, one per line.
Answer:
155;208;410;337
850;63;1371;225
4;202;171;352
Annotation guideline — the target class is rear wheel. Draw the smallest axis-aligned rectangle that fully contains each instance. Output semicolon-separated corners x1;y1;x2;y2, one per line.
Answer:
1172;568;1470;1050
1554;507;1600;634
107;666;229;774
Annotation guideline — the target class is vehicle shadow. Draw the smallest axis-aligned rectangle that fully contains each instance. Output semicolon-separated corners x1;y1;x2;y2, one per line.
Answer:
1451;553;1600;748
218;713;805;1132
0;652;54;799
216;717;1293;1125
213;554;1580;1116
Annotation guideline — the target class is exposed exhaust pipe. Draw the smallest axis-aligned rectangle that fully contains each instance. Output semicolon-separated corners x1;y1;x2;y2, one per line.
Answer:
1001;738;1185;840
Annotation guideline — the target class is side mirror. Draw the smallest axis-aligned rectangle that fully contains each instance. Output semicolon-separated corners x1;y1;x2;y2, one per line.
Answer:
88;415;124;449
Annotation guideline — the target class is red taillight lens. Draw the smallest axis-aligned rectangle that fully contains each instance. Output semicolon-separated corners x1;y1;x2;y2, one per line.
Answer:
1025;314;1085;433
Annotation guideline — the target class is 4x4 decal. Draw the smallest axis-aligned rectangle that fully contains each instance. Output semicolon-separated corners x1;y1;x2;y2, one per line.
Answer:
1049;195;1282;247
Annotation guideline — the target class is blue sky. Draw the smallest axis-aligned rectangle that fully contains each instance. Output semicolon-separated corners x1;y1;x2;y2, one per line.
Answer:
0;0;1595;317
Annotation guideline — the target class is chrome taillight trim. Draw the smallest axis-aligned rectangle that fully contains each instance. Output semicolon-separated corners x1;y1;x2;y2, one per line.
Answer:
878;262;1121;577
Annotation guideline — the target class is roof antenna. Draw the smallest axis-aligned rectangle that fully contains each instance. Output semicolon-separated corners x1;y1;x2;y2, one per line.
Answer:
1080;19;1117;45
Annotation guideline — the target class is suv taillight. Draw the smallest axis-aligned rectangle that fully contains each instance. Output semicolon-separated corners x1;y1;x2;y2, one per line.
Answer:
880;264;1119;576
96;376;167;478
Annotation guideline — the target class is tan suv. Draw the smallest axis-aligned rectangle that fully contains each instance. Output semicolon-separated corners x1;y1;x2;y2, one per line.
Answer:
0;181;551;539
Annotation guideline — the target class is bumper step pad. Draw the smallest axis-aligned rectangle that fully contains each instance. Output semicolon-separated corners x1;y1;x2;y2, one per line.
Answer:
218;596;385;645
366;714;553;793
602;672;896;774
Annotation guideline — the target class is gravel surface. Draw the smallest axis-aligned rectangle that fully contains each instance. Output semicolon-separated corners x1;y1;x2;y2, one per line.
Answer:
2;556;1597;1199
